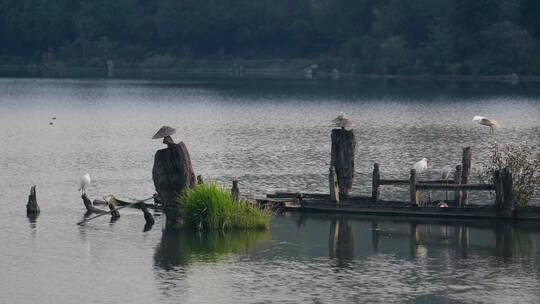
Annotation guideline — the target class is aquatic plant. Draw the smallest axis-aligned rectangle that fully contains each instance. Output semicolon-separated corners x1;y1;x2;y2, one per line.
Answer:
480;143;540;207
178;183;271;231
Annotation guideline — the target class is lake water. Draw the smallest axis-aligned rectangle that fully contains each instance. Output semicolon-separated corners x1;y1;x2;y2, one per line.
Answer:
1;77;540;303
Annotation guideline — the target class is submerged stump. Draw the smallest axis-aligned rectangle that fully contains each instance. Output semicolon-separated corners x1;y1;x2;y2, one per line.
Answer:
26;185;40;214
331;128;357;198
152;140;196;229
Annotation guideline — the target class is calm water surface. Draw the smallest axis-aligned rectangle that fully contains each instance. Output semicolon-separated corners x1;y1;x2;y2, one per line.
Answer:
1;77;540;303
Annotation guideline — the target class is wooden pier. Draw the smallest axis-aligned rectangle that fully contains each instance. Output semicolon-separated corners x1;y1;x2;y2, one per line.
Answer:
257;144;540;221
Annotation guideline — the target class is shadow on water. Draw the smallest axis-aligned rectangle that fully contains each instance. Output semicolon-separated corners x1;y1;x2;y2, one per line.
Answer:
154;229;269;269
26;212;39;225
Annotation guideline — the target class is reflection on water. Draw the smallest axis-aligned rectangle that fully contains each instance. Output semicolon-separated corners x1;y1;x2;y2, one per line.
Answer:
329;219;355;262
149;215;540;303
154;229;268;268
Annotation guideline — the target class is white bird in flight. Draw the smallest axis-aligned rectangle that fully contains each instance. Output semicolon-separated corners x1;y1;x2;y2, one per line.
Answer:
413;158;428;174
472;116;499;134
79;173;91;195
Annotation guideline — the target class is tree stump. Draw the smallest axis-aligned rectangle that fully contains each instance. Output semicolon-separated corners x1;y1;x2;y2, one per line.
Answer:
331;128;356;198
138;203;155;226
231;180;240;202
108;203;120;221
152;141;196;229
81;194;108;214
26;185;40;214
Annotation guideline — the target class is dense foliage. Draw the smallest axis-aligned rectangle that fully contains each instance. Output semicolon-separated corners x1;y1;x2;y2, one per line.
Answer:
480;143;540;207
1;0;540;74
179;183;271;231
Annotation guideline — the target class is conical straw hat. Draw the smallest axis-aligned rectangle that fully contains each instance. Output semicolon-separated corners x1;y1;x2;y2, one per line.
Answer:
152;126;176;139
331;113;357;128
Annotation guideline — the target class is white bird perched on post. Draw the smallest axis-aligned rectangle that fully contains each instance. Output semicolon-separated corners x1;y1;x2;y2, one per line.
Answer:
472;116;499;134
413;158;428;174
79;173;91;195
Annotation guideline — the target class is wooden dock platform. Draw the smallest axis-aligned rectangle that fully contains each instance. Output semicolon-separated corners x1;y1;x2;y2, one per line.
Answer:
256;192;540;221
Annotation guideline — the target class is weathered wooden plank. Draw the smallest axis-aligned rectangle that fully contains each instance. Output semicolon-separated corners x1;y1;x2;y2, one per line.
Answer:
460;147;472;206
410;169;419;204
417;183;494;190
453;165;463;206
329;166;340;203
379;179;456;185
372;163;381;202
493;170;503;206
379;179;409;185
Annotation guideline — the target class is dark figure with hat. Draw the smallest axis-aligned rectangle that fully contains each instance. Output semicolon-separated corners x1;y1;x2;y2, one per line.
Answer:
151;126;196;229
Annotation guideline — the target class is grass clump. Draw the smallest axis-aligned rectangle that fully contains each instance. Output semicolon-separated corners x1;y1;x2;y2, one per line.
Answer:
179;183;271;231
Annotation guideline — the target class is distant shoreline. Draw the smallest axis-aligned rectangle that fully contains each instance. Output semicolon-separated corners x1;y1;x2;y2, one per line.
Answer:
1;64;539;82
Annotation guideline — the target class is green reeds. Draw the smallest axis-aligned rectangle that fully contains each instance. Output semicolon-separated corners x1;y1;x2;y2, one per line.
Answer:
178;183;271;231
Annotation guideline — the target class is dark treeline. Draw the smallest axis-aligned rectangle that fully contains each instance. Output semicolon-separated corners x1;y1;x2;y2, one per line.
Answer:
1;0;540;74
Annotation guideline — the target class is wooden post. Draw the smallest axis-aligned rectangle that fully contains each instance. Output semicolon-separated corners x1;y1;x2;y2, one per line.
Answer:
501;168;513;218
329;166;340;203
453;165;462;206
138;203;155;226
108;202;120;220
460;147;472;206
493;170;503;207
331;128;357;198
372;163;381;202
231;180;240;202
26;185;40;214
409;169;419;205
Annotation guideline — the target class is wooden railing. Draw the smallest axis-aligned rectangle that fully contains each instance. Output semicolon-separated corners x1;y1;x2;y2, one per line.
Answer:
370;147;513;212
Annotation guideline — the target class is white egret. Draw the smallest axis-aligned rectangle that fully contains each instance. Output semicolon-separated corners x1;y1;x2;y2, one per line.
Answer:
79;173;91;195
413;158;428;174
473;116;499;134
440;165;453;180
332;112;357;129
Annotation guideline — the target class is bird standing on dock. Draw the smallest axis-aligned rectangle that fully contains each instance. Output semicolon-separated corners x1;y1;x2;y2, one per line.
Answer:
413;158;428;174
440;165;453;181
472;116;499;134
79;173;91;195
332;112;357;129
